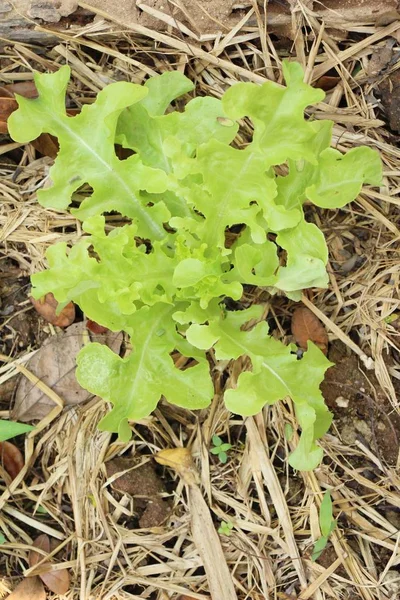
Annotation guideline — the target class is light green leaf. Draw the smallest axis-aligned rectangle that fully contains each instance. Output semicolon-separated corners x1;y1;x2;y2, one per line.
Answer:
276;141;382;212
31;217;178;330
219;443;232;452
222;61;326;167
319;491;335;537
173;253;242;309
118;96;238;171
275;219;329;293
188;308;332;470
219;451;228;463
311;536;328;562
306;146;382;208
274;120;333;211
8;66;169;240
76;304;213;437
232;240;279;287
0;420;34;442
190;140;278;249
12;64;380;472
140;70;194;116
284;423;294;441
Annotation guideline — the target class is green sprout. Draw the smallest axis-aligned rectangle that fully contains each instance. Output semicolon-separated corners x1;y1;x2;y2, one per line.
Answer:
218;520;234;536
210;435;232;464
0;420;34;442
312;491;337;561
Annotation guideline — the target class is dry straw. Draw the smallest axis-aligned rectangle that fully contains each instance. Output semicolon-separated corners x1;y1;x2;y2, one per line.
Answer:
1;1;400;598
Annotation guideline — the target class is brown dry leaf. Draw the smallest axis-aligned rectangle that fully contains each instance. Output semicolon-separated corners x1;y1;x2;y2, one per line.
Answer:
0;441;24;480
29;534;51;568
12;322;92;422
6;577;46;600
86;319;109;334
89;327;123;356
29;534;70;595
38;567;70;595
0;81;38;99
31;134;60;159
0;97;17;133
0;81;38;134
315;75;341;91
30;293;75;328
291;306;329;355
12;321;123;422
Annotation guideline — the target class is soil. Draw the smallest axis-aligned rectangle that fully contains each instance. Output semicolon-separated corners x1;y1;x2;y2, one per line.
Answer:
105;456;171;528
321;341;400;465
0;263;45;355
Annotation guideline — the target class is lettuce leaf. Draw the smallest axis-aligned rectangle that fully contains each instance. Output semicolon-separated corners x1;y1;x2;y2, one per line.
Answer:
8;62;383;470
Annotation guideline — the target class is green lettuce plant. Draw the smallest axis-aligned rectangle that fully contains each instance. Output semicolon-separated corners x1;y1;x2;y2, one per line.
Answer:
8;63;382;470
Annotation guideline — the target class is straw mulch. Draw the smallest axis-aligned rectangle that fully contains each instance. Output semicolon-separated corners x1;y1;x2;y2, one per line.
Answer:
1;2;400;599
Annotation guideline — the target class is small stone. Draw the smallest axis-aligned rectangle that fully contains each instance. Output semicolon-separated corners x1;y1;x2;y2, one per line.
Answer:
335;396;349;408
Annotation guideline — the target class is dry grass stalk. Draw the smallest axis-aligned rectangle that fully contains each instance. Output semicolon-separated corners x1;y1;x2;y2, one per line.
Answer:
0;3;400;599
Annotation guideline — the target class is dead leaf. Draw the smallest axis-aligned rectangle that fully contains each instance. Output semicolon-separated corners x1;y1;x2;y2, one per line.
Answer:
0;97;17;132
315;75;340;91
6;577;46;600
0;81;38;99
29;534;70;595
89;327;123;356
39;568;70;595
0;441;24;480
12;322;91;422
12;321;123;422
30;293;75;328
86;319;109;334
29;534;51;568
31;134;59;160
291;306;329;355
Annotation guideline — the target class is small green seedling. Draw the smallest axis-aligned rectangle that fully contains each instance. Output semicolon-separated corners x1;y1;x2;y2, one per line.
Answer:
0;420;34;442
218;520;234;536
0;534;5;545
384;313;398;325
312;491;337;561
210;435;232;464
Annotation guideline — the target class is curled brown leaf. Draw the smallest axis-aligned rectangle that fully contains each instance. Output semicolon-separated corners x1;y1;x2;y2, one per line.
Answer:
291;306;328;355
30;292;75;328
0;441;24;480
29;534;70;595
38;567;70;595
29;534;51;568
6;576;46;600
